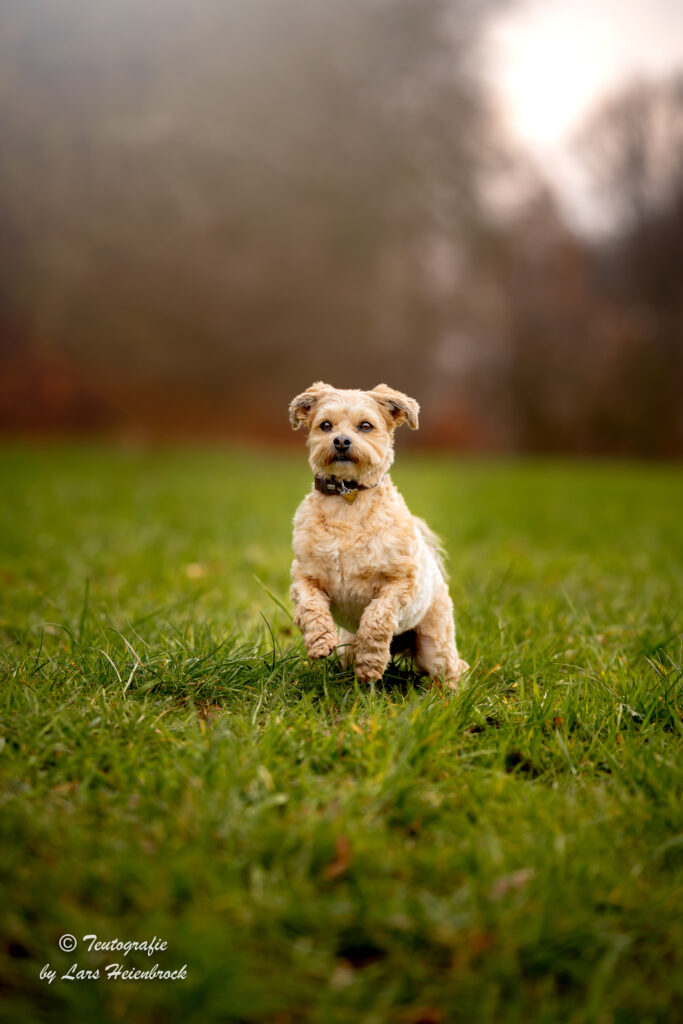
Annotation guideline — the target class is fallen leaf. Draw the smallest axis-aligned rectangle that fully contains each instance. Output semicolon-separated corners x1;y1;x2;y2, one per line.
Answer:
322;835;352;880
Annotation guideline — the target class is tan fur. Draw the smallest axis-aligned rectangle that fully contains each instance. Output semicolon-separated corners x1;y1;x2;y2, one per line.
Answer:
289;383;469;688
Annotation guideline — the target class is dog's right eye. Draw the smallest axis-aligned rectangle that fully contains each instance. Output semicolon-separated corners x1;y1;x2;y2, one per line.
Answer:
319;420;333;432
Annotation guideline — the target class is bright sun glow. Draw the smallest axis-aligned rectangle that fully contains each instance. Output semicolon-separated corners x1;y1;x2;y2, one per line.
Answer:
484;0;683;227
487;0;683;154
487;11;607;151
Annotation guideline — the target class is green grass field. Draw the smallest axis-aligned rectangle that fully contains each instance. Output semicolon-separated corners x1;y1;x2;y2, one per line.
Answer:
1;446;681;1024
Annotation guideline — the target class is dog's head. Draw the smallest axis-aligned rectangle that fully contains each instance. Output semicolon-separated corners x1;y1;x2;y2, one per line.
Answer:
289;382;419;483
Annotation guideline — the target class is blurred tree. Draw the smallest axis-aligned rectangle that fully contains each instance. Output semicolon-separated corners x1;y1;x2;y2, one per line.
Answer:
468;72;683;458
0;0;502;435
576;73;683;454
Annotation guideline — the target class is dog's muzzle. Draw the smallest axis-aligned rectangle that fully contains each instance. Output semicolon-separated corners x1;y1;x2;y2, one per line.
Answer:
332;435;354;462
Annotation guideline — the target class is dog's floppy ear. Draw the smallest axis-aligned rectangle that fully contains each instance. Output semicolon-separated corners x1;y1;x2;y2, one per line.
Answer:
370;384;419;430
289;381;334;429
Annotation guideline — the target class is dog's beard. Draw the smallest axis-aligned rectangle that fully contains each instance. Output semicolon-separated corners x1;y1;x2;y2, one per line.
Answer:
328;453;355;464
318;444;359;468
321;454;379;480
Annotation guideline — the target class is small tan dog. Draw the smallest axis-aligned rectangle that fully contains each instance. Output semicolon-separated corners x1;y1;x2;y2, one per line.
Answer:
289;381;468;687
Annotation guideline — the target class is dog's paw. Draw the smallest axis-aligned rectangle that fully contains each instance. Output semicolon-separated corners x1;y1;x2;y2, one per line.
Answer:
354;650;389;684
306;631;338;660
444;658;470;690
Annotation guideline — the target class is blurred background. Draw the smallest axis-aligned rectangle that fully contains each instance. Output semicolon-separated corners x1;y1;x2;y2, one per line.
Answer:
1;0;681;456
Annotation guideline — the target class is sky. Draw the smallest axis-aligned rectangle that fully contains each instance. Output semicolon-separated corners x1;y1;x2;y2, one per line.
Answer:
485;0;683;229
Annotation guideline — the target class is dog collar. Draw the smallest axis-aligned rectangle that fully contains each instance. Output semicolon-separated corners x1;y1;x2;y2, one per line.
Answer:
314;475;380;504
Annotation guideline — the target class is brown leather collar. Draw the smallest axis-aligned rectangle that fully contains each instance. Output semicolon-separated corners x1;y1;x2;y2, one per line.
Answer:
314;475;380;503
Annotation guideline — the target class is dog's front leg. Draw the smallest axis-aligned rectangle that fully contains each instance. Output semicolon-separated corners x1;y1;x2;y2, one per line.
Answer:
353;591;399;683
290;569;338;660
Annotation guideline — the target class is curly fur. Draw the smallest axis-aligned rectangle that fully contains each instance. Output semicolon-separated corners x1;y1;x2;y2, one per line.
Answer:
289;383;468;688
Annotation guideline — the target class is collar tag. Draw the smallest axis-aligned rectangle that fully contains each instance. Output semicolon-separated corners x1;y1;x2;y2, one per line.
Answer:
341;488;358;504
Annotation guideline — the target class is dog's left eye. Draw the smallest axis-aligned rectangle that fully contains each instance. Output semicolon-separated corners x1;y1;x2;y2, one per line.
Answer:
358;421;374;431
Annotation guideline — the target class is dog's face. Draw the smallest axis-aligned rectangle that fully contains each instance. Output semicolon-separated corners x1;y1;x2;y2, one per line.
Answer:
289;382;419;483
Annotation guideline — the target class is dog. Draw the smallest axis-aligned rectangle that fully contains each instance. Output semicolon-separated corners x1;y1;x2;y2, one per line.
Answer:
289;382;468;687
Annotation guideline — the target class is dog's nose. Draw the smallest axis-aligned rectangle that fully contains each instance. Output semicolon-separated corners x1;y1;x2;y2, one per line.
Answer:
334;435;352;451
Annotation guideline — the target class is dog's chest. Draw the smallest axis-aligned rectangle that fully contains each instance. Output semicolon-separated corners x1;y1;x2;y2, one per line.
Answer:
305;523;391;592
295;495;415;630
325;535;390;631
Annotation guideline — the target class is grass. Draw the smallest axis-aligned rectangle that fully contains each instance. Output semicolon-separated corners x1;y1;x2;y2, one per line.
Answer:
0;445;681;1024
